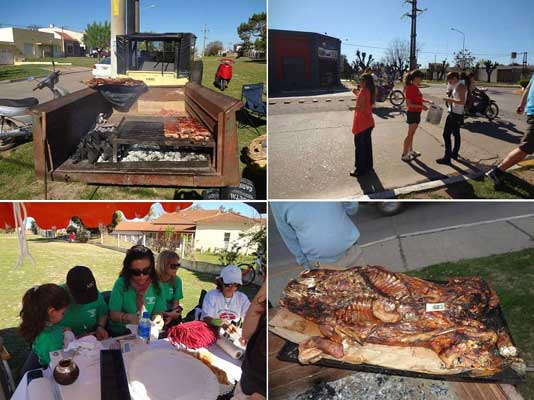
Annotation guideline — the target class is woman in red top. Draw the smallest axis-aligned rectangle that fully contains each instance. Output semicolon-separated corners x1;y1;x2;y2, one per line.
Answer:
402;70;433;162
350;73;376;177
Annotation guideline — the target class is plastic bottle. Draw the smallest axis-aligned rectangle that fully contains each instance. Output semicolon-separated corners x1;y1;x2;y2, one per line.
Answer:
138;311;151;343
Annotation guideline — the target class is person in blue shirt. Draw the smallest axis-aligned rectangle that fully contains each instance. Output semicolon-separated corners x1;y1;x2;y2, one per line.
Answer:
270;202;364;270
486;74;534;185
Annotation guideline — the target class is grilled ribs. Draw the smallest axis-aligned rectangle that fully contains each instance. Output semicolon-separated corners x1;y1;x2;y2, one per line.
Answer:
281;266;520;374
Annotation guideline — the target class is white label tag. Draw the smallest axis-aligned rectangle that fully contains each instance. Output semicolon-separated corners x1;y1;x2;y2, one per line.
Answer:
426;303;446;312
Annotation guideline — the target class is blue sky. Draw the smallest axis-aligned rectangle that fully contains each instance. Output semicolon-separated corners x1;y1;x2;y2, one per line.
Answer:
1;0;265;49
269;0;534;66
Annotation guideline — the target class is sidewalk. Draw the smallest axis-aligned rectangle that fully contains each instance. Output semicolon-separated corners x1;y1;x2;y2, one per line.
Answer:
268;213;534;305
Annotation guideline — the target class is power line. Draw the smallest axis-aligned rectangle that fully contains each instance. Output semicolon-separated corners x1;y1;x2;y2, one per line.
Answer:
403;0;426;69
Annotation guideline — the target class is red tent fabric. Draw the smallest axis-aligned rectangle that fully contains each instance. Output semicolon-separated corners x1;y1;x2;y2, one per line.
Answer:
0;202;192;229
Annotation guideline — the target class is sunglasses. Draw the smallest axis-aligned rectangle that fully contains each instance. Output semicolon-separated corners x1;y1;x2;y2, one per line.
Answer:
130;266;152;276
169;263;181;270
224;283;239;288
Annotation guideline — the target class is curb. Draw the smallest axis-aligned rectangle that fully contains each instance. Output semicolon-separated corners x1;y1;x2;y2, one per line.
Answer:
270;97;355;106
0;68;92;84
357;161;532;200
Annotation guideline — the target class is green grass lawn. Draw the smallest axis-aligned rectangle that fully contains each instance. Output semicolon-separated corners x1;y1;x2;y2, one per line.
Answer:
0;65;51;81
407;248;534;400
23;56;99;68
0;56;266;199
0;234;258;383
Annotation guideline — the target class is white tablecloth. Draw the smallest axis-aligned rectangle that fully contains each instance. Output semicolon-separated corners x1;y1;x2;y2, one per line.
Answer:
11;338;242;400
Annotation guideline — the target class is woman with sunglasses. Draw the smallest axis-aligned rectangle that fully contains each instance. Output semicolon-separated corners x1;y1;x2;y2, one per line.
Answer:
201;265;251;334
108;245;166;336
156;250;184;329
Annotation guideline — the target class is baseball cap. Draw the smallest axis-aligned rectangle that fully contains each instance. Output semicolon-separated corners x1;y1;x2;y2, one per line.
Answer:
218;265;243;285
66;266;98;304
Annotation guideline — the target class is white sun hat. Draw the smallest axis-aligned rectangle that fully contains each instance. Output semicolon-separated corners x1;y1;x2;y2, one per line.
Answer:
219;265;243;285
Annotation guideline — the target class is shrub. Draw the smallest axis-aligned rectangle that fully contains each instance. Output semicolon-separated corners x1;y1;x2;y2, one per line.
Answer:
518;79;530;89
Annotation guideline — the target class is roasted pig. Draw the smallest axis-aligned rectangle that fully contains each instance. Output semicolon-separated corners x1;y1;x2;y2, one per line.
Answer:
280;266;522;375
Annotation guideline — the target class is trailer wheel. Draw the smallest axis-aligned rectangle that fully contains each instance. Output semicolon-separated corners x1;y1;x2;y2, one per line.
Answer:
190;60;203;85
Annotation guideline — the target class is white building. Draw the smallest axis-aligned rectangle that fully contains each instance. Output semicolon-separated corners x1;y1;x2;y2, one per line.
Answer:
112;209;264;257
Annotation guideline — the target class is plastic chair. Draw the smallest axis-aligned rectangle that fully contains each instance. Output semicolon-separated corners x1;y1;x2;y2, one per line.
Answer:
240;83;266;133
184;289;207;322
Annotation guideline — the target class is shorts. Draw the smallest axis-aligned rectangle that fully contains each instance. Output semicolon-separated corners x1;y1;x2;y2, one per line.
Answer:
406;111;421;125
519;116;534;154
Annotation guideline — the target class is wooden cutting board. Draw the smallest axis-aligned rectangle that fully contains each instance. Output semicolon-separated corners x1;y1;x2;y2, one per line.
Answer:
269;307;523;400
269;307;467;375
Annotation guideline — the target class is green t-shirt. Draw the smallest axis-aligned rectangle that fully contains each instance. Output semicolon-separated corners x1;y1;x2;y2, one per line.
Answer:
33;324;64;366
59;285;108;336
108;277;166;335
159;276;184;310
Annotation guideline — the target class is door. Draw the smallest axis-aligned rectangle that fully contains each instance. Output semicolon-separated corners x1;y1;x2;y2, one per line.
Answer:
23;43;34;57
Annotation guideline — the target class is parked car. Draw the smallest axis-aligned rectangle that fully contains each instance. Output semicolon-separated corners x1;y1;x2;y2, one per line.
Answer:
92;57;111;78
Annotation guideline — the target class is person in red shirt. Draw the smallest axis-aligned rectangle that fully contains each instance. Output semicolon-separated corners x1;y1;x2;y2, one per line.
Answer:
402;70;433;162
350;73;376;177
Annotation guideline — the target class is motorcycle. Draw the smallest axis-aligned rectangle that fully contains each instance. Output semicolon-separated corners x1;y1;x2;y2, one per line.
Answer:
214;58;234;91
465;88;499;121
376;80;405;107
0;69;69;151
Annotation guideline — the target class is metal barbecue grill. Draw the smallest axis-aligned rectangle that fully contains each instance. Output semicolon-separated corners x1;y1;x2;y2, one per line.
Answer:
111;116;215;166
31;82;243;188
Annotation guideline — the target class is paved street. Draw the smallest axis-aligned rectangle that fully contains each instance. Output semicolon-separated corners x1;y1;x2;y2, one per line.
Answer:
0;68;92;103
268;83;529;199
268;202;534;305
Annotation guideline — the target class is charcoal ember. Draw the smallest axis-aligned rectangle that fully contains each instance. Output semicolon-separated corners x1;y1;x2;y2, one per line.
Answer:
71;122;116;164
120;145;208;163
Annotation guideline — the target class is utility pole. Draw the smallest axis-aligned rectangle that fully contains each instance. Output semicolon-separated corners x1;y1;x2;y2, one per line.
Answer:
201;24;209;57
403;0;426;70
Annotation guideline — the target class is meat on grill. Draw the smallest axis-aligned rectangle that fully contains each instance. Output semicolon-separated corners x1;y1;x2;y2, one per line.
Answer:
280;266;520;374
163;117;211;141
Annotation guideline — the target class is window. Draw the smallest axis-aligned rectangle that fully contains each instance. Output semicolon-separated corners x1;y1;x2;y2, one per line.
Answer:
224;232;231;242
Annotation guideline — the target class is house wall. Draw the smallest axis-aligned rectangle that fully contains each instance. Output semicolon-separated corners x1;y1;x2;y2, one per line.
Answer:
194;226;246;252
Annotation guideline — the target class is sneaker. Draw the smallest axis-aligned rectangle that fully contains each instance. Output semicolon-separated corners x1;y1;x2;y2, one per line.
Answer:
485;168;505;186
402;153;414;162
436;157;451;165
410;150;422;158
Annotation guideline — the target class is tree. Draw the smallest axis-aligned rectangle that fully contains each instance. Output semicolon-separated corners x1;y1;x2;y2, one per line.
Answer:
384;39;410;79
436;59;450;81
481;59;499;83
237;12;266;51
453;49;476;70
108;211;122;232
83;21;111;51
340;54;355;80
205;41;224;56
355;50;374;70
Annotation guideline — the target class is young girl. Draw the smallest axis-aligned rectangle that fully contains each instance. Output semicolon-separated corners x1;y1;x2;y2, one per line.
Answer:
437;72;467;164
19;284;70;366
402;70;433;162
350;73;376;177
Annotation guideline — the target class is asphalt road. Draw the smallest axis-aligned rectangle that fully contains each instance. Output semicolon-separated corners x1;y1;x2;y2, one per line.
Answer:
268;201;534;304
0;69;92;103
268;83;529;199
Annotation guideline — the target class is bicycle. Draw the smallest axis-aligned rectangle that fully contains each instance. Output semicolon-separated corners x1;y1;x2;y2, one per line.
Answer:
238;249;265;286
